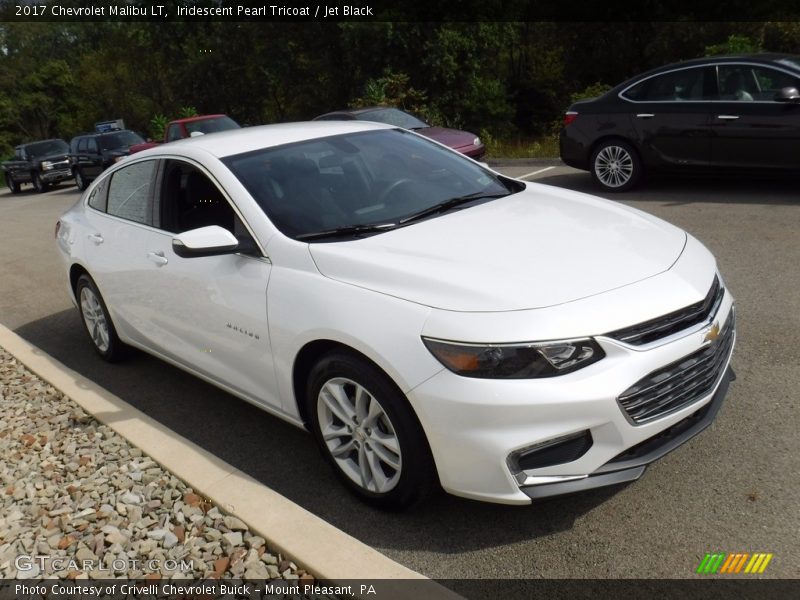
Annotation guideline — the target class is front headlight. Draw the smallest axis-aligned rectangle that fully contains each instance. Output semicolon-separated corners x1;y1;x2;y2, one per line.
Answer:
422;337;605;379
41;161;54;171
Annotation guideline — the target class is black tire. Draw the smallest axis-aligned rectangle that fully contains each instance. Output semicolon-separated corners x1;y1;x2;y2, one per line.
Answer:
32;172;49;193
74;168;88;191
75;274;127;362
5;172;21;194
306;351;438;510
590;139;642;192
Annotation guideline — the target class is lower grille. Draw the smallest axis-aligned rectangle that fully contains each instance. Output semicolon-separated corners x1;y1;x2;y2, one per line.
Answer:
618;309;735;424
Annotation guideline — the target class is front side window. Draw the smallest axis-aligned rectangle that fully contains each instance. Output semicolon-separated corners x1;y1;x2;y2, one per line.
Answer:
622;67;708;102
106;161;155;225
224;129;515;240
719;65;800;101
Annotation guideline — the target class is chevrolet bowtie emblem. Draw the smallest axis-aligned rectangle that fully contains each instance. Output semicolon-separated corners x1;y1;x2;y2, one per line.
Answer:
703;322;721;344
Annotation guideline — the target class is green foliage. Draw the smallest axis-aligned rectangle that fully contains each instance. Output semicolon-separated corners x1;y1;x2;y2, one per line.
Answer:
705;34;762;56
570;82;613;104
0;21;789;159
350;72;428;112
178;106;199;119
149;114;169;141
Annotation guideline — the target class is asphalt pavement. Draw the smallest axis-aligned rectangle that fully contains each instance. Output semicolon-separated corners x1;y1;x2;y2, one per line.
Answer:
0;165;797;580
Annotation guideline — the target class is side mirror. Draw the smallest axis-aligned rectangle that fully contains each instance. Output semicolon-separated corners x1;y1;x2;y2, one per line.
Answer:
189;131;205;137
774;87;800;103
172;225;240;258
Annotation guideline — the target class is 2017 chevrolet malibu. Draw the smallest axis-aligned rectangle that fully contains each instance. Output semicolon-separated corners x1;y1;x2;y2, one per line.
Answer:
560;54;800;191
56;121;735;509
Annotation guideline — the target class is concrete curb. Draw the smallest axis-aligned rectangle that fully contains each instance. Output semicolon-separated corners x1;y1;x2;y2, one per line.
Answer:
0;323;447;589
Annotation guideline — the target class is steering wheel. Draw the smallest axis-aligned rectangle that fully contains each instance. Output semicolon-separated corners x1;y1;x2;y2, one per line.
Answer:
377;178;414;205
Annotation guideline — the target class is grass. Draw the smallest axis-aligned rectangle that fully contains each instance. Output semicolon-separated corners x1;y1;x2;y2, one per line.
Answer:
483;134;560;159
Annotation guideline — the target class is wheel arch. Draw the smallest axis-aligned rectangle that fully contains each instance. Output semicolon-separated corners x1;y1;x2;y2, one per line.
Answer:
69;263;90;302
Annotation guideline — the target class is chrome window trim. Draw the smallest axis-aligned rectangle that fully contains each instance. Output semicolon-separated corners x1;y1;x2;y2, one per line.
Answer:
617;61;800;104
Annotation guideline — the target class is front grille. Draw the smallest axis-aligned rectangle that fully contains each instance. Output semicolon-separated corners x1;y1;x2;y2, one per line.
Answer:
608;276;724;345
618;309;735;424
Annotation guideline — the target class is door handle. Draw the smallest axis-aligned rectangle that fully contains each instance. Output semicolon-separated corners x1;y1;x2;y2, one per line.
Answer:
636;113;655;118
147;251;169;266
716;115;740;120
87;233;104;245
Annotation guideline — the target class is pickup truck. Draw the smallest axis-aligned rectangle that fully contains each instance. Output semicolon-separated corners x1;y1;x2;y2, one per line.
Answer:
128;114;240;154
2;139;74;193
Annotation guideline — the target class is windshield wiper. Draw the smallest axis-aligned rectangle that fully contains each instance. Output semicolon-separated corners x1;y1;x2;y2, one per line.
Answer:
398;191;510;225
295;222;398;241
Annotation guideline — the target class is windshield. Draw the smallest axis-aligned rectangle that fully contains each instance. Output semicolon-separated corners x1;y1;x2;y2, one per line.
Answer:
99;131;144;151
355;108;429;129
224;129;513;240
186;116;240;135
26;140;68;158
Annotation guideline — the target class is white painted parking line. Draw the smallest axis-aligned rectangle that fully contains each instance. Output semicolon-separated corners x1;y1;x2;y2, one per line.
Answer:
519;166;556;180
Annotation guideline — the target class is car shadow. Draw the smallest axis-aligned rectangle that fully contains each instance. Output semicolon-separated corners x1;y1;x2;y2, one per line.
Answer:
535;171;800;206
15;310;621;554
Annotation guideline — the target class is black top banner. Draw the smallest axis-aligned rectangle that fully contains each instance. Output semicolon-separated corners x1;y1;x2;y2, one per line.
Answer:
2;0;800;22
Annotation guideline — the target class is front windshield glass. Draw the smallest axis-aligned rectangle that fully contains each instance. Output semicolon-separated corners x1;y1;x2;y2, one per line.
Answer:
356;108;429;129
27;140;69;158
99;131;144;151
186;116;240;135
225;129;513;240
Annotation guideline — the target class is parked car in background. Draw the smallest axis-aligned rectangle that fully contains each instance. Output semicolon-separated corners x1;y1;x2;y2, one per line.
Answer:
314;106;486;159
128;114;241;155
70;130;145;190
56;121;735;509
2;139;73;193
560;54;800;191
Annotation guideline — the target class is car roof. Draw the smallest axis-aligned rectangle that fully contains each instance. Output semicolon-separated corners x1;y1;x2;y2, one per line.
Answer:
315;106;408;119
134;120;394;159
612;53;800;92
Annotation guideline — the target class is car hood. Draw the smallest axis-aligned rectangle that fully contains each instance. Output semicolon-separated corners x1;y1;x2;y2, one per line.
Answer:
32;152;69;163
416;126;479;149
308;184;688;312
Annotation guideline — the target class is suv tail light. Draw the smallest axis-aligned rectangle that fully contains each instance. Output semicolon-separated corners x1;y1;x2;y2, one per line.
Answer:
563;111;578;127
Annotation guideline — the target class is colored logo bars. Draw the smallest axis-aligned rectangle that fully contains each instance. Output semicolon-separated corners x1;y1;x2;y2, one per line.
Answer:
696;552;773;574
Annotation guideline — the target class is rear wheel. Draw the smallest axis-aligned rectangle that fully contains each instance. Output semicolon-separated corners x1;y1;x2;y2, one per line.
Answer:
32;172;49;193
590;140;642;192
76;274;127;362
306;351;437;510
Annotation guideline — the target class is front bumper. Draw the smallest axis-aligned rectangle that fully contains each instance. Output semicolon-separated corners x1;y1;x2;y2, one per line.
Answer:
521;365;734;500
42;168;73;183
408;292;735;505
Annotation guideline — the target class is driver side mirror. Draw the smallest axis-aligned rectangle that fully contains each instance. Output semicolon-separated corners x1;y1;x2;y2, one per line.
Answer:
774;86;800;103
172;225;240;258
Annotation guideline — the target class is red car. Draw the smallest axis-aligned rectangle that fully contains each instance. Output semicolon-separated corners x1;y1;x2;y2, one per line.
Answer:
314;107;486;160
129;114;240;155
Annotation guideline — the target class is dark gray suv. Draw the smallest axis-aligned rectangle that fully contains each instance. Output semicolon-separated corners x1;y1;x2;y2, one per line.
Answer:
69;130;145;190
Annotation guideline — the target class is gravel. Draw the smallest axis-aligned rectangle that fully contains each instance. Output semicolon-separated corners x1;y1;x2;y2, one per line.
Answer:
0;347;313;582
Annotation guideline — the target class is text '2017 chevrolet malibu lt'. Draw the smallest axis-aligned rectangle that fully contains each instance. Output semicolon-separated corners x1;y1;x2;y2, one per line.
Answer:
56;121;735;509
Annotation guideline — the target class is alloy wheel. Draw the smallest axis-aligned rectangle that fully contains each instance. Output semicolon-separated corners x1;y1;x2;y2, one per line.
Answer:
80;286;110;353
594;144;634;189
317;377;402;494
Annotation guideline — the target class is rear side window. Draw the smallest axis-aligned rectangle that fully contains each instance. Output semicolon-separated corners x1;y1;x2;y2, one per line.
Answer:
106;161;156;225
87;178;108;212
622;67;708;101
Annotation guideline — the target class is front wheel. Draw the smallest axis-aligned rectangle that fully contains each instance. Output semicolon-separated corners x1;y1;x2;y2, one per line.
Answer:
306;351;437;510
74;168;88;191
76;274;127;362
32;172;49;193
5;172;21;194
590;140;642;192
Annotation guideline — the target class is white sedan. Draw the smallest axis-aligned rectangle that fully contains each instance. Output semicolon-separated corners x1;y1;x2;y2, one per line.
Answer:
55;121;735;508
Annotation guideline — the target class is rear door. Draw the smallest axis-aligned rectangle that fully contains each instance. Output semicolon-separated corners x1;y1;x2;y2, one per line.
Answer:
81;159;159;348
621;66;715;168
709;63;800;169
